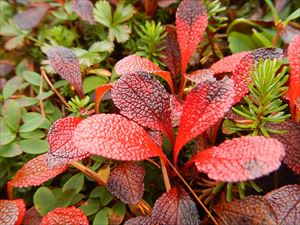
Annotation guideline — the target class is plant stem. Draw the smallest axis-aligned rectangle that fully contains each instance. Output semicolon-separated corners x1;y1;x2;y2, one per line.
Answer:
41;67;70;108
160;158;171;192
39;70;46;117
178;75;186;97
166;158;219;225
69;161;106;186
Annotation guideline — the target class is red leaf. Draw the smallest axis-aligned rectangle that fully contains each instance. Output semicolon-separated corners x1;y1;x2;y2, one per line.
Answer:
264;185;300;225
176;0;208;73
147;129;163;148
170;94;184;127
23;207;42;225
40;207;88;225
214;196;278;225
47;117;89;166
111;72;174;142
174;77;235;165
115;55;174;93
161;25;181;76
14;4;49;30
47;46;83;97
151;186;199;225
185;69;215;84
0;199;26;225
8;153;67;188
107;162;145;204
268;120;300;174
287;34;300;121
232;48;283;104
72;114;165;161
124;216;157;225
95;84;113;113
187;136;285;182
72;0;95;25
210;51;249;75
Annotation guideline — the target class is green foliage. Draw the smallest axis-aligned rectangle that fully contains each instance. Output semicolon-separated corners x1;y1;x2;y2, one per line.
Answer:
68;96;94;115
231;59;290;136
46;25;77;47
135;21;167;67
93;1;135;43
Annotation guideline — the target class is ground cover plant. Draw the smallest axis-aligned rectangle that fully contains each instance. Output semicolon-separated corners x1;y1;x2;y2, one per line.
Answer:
0;0;300;224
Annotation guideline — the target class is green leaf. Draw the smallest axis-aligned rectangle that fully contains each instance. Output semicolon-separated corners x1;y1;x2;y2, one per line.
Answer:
55;189;78;208
19;129;46;139
5;35;25;50
98;187;114;206
109;24;130;43
93;210;108;225
252;29;273;47
265;0;279;23
14;96;39;107
80;198;100;216
83;76;107;94
0;142;22;157
18;139;49;154
19;113;47;132
34;187;56;216
283;8;300;25
228;31;259;53
23;71;48;88
0;119;16;145
113;3;135;25
62;173;85;193
0;20;21;36
93;1;112;27
89;41;114;53
3;76;23;99
2;100;21;132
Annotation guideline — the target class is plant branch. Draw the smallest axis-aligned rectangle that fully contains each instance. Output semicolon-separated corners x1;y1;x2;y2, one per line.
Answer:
69;161;106;186
160;158;171;192
40;67;70;108
166;158;219;225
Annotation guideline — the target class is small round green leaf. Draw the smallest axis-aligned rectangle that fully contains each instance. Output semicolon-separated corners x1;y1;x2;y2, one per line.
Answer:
93;210;108;225
62;173;84;193
18;139;49;154
2;100;21;132
34;187;55;216
0;142;23;157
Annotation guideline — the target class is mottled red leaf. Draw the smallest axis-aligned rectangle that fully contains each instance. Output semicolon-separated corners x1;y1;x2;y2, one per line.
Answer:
174;77;235;165
107;162;145;204
0;60;13;76
40;207;88;225
147;129;163;148
268;120;300;174
0;199;26;225
287;34;300;122
185;69;215;84
186;136;285;182
210;51;249;75
14;4;49;30
111;72;174;142
115;55;174;93
72;0;95;25
214;196;278;225
72;114;165;161
125;216;158;225
8;153;67;188
161;25;181;76
47;117;89;167
95;84;113;113
176;0;208;73
264;185;300;225
47;46;83;97
23;207;42;225
170;94;184;127
232;48;283;104
151;186;199;225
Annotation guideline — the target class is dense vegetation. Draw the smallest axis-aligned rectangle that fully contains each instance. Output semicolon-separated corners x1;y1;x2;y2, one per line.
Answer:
0;0;299;224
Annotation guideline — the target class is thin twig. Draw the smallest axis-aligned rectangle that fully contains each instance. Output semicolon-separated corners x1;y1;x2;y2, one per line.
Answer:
160;158;171;192
39;70;46;117
165;158;219;225
40;67;70;108
69;161;106;186
146;159;161;169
